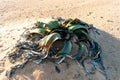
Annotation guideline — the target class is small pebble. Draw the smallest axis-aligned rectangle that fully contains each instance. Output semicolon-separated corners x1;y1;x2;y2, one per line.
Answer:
12;38;15;40
107;20;113;22
87;12;92;16
117;28;119;30
100;16;103;18
55;66;61;73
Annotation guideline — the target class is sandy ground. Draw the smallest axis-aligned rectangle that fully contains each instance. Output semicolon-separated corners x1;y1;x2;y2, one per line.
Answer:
0;0;120;80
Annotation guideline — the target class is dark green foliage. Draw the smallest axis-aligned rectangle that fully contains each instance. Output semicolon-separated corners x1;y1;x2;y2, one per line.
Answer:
8;18;109;80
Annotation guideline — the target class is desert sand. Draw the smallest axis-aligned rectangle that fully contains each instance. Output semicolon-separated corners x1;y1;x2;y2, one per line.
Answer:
0;0;120;80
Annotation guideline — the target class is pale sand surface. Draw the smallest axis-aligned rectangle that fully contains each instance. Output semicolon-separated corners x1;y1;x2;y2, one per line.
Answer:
0;0;120;80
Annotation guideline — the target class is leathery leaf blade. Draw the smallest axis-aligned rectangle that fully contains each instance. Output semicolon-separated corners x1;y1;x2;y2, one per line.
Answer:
68;25;88;33
47;21;60;30
39;33;62;47
72;42;85;60
39;28;47;34
56;40;72;57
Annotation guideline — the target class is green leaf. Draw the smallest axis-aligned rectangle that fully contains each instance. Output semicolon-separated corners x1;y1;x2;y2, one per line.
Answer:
37;22;45;28
64;19;80;27
68;25;88;33
56;40;72;57
74;29;90;40
39;28;47;34
39;33;62;47
47;21;60;30
72;42;85;60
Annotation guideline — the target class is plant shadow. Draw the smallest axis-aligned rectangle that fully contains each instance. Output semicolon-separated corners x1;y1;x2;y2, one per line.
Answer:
10;29;120;80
